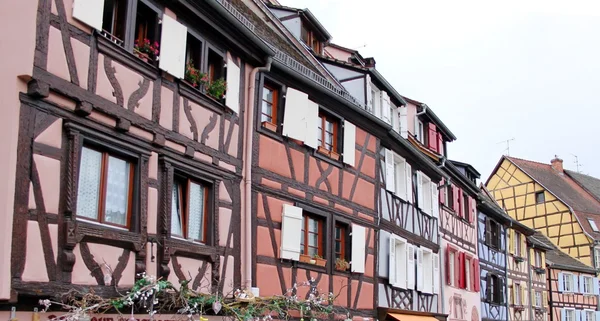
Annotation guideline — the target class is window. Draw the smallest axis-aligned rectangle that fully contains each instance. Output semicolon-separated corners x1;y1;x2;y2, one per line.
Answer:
564;309;575;321
447;184;454;209
514;232;521;257
317;112;339;153
261;84;279;127
514;283;522;305
76;146;135;228
463;193;469;221
421;248;433;293
535;291;542;307
171;177;209;243
486;218;501;249
101;0;128;45
419;173;433;214
300;23;322;53
595;248;600;269
465;256;471;290
563;273;574;292
487;274;503;304
449;250;456;287
371;86;381;117
334;224;347;260
535;191;545;204
535;250;543;267
134;1;160;58
393;155;407;197
582;276;593;294
207;48;224;82
416;119;424;143
301;215;324;257
185;33;203;72
589;219;599;232
585;310;595;321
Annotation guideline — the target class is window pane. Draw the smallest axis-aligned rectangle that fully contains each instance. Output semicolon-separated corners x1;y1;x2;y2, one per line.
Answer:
308;232;318;247
171;183;182;236
104;156;130;226
76;148;102;220
188;182;205;241
308;247;318;257
309;218;318;232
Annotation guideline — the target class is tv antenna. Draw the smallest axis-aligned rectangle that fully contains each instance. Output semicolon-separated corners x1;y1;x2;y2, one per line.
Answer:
497;138;515;156
351;43;367;50
571;154;583;173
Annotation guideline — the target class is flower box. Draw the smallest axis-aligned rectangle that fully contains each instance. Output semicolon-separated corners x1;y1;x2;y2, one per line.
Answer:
534;267;546;274
299;254;314;264
330;150;340;161
262;121;277;132
513;255;525;263
314;257;327;267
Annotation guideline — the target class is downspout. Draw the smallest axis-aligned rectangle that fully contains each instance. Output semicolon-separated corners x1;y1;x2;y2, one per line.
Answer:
243;57;273;289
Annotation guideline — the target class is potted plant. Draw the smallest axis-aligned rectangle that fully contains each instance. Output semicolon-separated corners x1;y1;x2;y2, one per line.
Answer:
184;60;208;89
299;254;313;264
206;78;227;100
335;258;350;272
134;38;159;63
312;254;326;267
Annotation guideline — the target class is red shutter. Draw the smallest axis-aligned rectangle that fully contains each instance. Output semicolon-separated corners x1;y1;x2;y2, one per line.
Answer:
473;258;480;292
452;185;460;214
459;252;466;288
445;245;452;285
437;132;443;154
467;196;474;223
427;123;437;152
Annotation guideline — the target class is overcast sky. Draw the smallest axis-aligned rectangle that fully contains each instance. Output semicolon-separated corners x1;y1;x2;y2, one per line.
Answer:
282;0;600;181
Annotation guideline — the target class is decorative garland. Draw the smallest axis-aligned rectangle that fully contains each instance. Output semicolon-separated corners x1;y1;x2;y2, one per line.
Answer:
38;274;346;321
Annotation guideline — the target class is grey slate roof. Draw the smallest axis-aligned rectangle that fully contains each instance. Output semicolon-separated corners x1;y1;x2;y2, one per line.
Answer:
531;232;596;274
566;170;600;203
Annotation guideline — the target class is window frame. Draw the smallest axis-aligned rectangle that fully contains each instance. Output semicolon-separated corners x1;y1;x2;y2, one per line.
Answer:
588;218;599;232
487;273;503;304
449;250;456;287
76;145;136;229
585;310;595;321
514;232;521;257
534;250;543;267
300;213;325;258
170;176;211;244
486;218;502;250
564;308;575;321
535;291;542;307
582;275;593;294
464;255;472;291
256;75;286;137
514;282;522;305
333;222;350;263
535;191;545;204
595;248;600;269
462;192;469;222
317;110;340;154
563;273;574;292
260;83;279;127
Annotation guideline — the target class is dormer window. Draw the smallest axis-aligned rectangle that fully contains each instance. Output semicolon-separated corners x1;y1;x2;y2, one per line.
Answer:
301;24;322;53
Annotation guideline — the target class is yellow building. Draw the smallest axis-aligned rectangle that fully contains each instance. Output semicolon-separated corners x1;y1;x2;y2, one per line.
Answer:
486;156;600;268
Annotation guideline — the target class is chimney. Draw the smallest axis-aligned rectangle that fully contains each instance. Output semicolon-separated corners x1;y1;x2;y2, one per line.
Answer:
551;156;563;173
364;57;376;68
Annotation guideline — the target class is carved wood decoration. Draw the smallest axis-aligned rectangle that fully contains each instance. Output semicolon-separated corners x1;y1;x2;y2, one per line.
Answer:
11;0;246;301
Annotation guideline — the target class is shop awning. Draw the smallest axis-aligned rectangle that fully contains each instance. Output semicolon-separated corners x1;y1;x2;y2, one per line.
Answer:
387;313;439;321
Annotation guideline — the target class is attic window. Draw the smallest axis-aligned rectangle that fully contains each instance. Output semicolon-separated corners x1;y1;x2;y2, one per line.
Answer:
588;218;599;232
300;23;322;53
535;191;545;204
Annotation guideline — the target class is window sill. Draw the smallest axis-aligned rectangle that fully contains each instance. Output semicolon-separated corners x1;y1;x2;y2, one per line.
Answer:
296;261;327;273
513;255;525;263
179;80;227;115
164;237;218;262
534;267;546;274
76;220;142;247
96;33;159;81
317;146;340;161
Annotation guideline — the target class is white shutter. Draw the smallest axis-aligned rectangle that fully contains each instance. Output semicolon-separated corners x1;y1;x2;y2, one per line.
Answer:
573;274;579;293
558;272;565;292
343;121;356;166
392;106;400;132
416;247;423;291
381;92;391;124
433;253;440;294
596;311;600;321
407;244;415;289
225;55;241;113
282;88;309;142
304;100;319;149
388;236;397;286
405;162;412;202
561;309;566;321
417;171;424;209
385;149;395;193
351;224;366;273
72;0;104;31
580;275;585;294
365;76;373;112
431;182;439;219
594;278;599;295
577;310;582;321
159;15;187;79
279;204;303;261
399;106;408;139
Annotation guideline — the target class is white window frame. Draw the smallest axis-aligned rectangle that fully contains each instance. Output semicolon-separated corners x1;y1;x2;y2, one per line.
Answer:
595;248;600;269
465;256;471;291
419;173;432;214
535;291;542;307
582;275;593;294
584;310;595;321
514;283;522;305
514;232;521;256
416;119;424;143
371;84;381;118
421;247;433;294
564;273;574;292
588;219;599;232
394;154;407;198
389;235;408;289
535;250;542;267
564;309;575;321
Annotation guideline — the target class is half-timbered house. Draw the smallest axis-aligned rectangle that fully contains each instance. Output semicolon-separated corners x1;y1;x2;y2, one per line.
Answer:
478;187;512;321
236;3;451;319
529;233;598;321
506;222;535;321
0;0;275;312
528;232;553;321
486;156;600;267
439;160;481;321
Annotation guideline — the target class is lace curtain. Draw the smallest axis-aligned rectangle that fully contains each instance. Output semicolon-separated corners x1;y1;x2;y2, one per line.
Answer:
76;148;102;219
